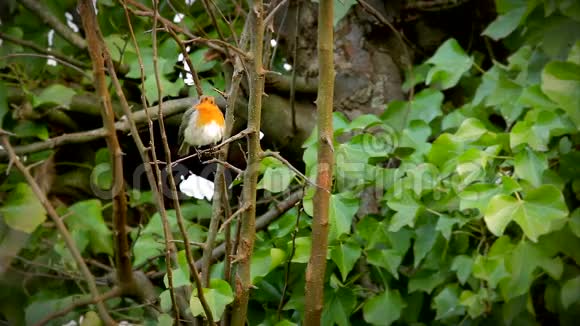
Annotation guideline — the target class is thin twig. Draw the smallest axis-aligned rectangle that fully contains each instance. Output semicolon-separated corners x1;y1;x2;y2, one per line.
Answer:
200;0;232;60
264;0;288;26
1;135;114;325
0;32;88;68
276;189;303;319
194;189;304;270
0;97;194;158
262;150;317;188
219;202;251;233
289;1;299;133
19;0;87;49
125;0;248;58
122;0;183;319
204;158;243;175
152;0;215;323
172;128;251;165
0;53;91;78
165;23;204;97
35;287;123;326
200;17;251;288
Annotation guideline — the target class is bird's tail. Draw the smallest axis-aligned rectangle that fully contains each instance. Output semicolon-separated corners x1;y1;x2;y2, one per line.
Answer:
178;143;190;156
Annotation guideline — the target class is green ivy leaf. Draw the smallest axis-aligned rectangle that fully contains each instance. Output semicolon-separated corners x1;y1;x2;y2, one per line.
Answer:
407;89;444;124
402;63;430;92
514;147;548;187
332;0;356;26
453;118;489;142
322;287;356;326
561;276;580;309
451;255;474;285
473;66;500;106
541;61;580;127
569;209;580;238
157;314;174;326
482;7;527;40
459;183;503;212
363;289;406;326
499;241;563;300
190;48;217;73
357;217;389;248
160;290;172;312
328;193;359;241
163;251;190;288
387;191;422;232
399;121;432;160
0;183;46;233
459;289;487;318
381;100;408;132
190;279;234;321
251;248;286;283
126;49;174;78
484;185;569;241
347;114;383;130
408;270;446;294
568;41;580;65
473;236;513;287
433;284;466;320
517;84;558;110
428;133;463;168
413;223;438;268
472;254;510;289
144;75;185;104
13;120;49;140
132;236;164;267
331;240;361;282
436;215;461;240
289;237;311;263
367;248;403;279
67;199;113;256
426;39;473;89
510;120;549;151
258;158;295;193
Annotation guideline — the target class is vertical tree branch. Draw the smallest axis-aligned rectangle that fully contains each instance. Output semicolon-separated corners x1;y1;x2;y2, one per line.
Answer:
304;0;334;323
202;17;251;289
230;0;265;323
151;1;215;323
121;0;183;319
0;137;114;325
79;0;133;286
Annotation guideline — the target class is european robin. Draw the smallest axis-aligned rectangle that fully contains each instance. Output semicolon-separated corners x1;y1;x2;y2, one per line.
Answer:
178;95;225;156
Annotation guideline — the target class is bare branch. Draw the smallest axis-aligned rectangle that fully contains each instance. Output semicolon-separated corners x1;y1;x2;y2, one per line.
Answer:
79;0;132;286
35;287;122;326
195;189;304;269
151;0;215;323
304;0;335;323
19;0;87;49
0;97;194;158
166;27;204;97
0;32;89;69
231;0;266;322
261;150;317;188
0;135;114;325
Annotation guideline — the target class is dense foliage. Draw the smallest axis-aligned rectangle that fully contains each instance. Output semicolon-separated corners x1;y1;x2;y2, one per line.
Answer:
1;0;579;325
